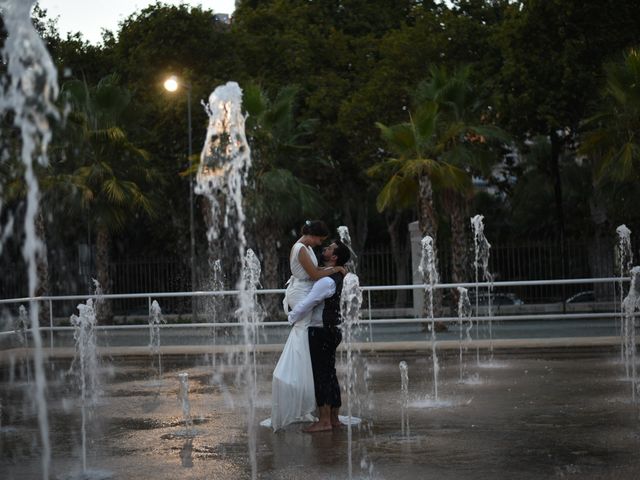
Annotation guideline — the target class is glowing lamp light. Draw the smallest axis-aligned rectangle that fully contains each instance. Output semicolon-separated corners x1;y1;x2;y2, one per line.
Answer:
163;76;179;92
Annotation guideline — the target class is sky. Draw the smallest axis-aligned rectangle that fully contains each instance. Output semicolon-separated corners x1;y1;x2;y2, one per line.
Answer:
38;1;237;45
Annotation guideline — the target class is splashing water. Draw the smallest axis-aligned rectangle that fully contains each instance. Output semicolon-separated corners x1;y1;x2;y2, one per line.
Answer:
616;225;633;373
149;300;166;380
237;248;262;478
177;373;193;436
418;235;439;401
338;225;358;273
622;266;640;403
471;214;494;363
457;287;472;383
70;299;102;474
341;272;367;479
0;2;60;476
16;305;29;347
399;361;410;437
14;305;32;383
196;82;259;478
208;259;224;371
196;81;251;258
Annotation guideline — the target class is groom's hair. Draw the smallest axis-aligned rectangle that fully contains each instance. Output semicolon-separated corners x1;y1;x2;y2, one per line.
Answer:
332;240;351;267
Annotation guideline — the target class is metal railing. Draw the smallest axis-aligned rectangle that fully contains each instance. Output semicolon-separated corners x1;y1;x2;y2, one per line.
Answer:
0;276;630;348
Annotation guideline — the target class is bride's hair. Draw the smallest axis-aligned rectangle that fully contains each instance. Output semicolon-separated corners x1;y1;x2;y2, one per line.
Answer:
301;220;329;237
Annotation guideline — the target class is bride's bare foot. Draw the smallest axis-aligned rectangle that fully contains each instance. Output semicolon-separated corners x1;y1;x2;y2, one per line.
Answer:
304;422;332;433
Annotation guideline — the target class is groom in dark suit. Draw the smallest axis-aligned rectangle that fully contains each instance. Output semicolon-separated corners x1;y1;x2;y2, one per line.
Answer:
287;240;351;432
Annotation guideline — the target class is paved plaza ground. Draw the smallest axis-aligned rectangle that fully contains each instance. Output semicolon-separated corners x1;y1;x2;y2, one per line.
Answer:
2;339;640;479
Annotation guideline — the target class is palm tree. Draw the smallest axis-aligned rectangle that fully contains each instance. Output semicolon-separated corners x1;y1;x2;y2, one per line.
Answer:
370;66;508;320
370;100;466;324
58;74;158;321
415;66;509;288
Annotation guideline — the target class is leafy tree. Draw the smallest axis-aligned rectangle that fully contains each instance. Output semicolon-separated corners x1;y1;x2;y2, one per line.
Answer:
233;0;417;253
108;3;243;265
57;75;158;320
242;83;325;313
493;0;640;241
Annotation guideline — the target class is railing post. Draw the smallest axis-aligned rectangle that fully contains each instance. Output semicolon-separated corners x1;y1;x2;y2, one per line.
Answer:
49;299;53;350
368;290;373;342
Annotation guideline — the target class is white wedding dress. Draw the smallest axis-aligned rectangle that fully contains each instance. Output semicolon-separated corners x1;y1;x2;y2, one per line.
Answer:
264;242;317;431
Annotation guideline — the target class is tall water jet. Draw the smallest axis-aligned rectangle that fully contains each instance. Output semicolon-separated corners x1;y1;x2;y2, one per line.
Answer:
177;372;193;436
399;361;410;437
622;266;640;403
208;259;224;371
237;248;262;478
149;300;165;381
15;305;29;346
195;81;251;260
471;214;494;363
0;2;60;477
69;299;102;476
338;225;358;273
196;81;258;477
457;287;472;382
418;235;439;401
616;225;633;373
341;272;364;480
12;305;32;385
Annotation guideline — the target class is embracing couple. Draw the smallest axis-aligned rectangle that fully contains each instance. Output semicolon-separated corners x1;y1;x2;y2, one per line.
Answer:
270;220;351;432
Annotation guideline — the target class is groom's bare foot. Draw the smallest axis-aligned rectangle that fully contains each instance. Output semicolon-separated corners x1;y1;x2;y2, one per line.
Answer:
304;422;332;433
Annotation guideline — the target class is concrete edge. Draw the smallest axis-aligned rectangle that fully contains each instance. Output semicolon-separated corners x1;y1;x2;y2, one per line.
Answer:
0;336;622;363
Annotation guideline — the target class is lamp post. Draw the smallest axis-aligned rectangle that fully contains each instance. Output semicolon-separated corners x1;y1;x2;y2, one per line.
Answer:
164;75;196;317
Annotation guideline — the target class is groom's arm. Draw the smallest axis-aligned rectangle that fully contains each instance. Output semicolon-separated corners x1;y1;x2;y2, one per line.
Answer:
287;277;336;325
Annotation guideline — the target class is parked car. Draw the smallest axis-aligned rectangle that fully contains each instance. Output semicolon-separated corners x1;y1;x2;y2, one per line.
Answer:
468;292;524;306
565;291;595;304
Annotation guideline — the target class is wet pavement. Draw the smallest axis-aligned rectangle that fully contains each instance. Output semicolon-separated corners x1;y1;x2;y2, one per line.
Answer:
1;346;640;479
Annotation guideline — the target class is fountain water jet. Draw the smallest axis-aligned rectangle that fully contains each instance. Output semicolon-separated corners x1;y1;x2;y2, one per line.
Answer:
69;298;109;478
149;300;166;382
622;266;640;403
237;248;262;478
341;272;369;479
196;81;261;478
457;287;472;383
0;2;61;477
399;361;410;437
418;235;439;401
177;372;193;436
208;259;224;372
195;81;251;257
471;214;494;363
616;225;633;374
338;225;358;273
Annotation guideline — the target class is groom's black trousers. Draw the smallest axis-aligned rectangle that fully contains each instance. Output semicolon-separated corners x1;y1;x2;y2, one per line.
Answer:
308;326;342;408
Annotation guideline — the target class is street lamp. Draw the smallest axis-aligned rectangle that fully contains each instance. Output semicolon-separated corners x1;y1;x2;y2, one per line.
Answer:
164;75;196;317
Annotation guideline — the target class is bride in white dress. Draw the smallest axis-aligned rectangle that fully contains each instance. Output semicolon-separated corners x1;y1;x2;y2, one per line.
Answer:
269;220;345;431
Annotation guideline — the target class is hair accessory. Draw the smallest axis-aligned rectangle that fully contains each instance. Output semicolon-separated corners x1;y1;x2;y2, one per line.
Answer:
305;220;311;226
